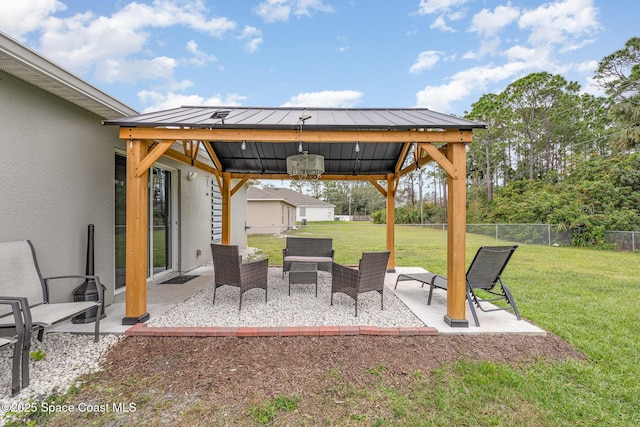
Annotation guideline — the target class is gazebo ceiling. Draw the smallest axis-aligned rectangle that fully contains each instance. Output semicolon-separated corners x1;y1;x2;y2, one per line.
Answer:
103;106;486;177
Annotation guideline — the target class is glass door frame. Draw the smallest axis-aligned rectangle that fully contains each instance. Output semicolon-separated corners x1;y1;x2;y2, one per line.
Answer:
147;163;178;282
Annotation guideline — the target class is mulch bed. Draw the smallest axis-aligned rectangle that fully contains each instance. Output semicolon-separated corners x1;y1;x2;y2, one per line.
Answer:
40;333;585;426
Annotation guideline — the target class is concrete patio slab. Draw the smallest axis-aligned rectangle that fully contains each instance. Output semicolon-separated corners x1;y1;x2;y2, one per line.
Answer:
51;265;545;336
387;268;545;335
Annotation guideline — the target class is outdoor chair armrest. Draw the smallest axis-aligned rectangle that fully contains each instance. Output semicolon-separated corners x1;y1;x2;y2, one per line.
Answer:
331;262;358;286
42;275;104;304
429;274;448;290
241;257;269;270
0;299;27;335
0;296;33;332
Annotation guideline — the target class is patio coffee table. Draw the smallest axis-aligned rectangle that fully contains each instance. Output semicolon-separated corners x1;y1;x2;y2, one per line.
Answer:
288;262;318;297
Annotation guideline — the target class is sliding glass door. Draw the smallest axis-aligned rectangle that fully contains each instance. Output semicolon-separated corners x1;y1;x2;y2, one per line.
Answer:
114;155;175;289
149;166;173;278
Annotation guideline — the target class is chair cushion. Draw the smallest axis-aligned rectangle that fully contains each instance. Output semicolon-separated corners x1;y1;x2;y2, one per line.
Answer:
284;256;333;263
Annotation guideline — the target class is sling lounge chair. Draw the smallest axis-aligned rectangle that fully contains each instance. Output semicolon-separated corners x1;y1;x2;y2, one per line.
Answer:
394;245;520;326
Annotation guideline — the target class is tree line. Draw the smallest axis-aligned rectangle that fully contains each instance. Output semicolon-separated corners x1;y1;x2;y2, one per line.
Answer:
281;37;640;247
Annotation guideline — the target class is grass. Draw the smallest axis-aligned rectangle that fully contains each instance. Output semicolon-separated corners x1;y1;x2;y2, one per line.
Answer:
248;395;301;424
249;222;639;425
14;222;639;426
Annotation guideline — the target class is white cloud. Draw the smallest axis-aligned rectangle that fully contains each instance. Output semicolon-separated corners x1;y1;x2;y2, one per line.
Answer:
415;62;530;112
186;40;218;66
254;0;291;22
470;5;520;38
239;26;263;53
255;0;333;22
409;51;442;74
138;90;246;112
430;16;455;32
94;56;178;84
281;90;363;107
20;0;236;83
0;0;66;38
519;0;600;49
577;60;598;74
416;0;471;15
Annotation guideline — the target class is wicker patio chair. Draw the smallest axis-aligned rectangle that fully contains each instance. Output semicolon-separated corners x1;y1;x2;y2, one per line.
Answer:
394;245;520;326
0;298;29;396
210;244;269;310
330;251;390;316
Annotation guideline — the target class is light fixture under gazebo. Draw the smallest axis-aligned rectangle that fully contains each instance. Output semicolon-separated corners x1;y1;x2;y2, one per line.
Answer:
286;151;324;181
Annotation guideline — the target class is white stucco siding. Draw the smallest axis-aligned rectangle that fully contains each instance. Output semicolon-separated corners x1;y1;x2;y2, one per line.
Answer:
0;71;117;303
0;70;229;303
247;200;295;234
297;206;334;222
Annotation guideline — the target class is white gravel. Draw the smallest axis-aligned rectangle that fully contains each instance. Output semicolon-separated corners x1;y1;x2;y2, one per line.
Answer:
148;268;425;328
0;333;121;424
0;265;423;424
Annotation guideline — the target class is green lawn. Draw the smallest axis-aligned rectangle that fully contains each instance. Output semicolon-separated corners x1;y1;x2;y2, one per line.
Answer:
248;222;639;426
13;222;638;426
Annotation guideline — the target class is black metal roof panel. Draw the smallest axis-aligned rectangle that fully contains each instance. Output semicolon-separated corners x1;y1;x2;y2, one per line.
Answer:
104;106;485;130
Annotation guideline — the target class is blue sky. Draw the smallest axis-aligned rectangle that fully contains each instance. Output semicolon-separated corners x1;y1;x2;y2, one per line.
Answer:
1;0;637;116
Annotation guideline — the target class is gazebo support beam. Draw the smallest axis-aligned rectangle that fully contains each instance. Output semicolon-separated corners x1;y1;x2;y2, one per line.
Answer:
122;139;150;325
444;142;468;327
386;174;396;272
221;172;232;244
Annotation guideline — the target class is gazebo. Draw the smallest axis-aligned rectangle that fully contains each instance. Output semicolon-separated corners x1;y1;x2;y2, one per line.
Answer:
103;106;486;328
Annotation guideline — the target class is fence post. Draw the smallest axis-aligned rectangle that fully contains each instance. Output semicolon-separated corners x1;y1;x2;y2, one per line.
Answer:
495;224;498;243
548;224;551;246
633;231;636;253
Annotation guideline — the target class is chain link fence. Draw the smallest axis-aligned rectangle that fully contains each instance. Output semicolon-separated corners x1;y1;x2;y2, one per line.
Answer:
412;224;639;252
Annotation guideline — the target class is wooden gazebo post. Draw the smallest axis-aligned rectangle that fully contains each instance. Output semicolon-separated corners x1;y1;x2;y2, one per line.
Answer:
386;174;396;272
221;172;232;244
444;141;468;327
123;139;150;324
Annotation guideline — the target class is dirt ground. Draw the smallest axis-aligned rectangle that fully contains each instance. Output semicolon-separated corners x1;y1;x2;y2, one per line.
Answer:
36;333;585;426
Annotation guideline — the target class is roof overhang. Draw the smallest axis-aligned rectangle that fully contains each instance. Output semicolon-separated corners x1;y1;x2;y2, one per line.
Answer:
0;32;138;119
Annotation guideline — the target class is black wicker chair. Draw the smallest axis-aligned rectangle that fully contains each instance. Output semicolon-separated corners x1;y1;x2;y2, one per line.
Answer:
394;245;520;326
210;244;269;310
330;251;390;316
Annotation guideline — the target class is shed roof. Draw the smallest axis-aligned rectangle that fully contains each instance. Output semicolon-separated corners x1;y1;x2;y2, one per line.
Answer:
248;187;334;207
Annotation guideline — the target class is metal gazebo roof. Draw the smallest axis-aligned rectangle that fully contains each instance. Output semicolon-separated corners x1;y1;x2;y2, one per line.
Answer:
104;106;485;177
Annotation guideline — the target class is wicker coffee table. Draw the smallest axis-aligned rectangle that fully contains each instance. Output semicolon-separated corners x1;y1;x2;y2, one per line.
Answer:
288;262;318;297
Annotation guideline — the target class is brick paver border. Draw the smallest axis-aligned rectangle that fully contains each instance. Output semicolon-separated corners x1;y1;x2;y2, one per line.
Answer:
125;323;438;337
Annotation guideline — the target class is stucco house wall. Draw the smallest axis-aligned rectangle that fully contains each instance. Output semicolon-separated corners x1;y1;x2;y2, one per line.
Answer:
0;70;121;303
0;34;245;306
297;205;335;222
247;200;296;235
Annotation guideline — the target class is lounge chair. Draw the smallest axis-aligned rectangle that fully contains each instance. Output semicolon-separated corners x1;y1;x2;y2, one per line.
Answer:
331;251;390;316
394;245;520;326
0;240;103;342
210;244;269;310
